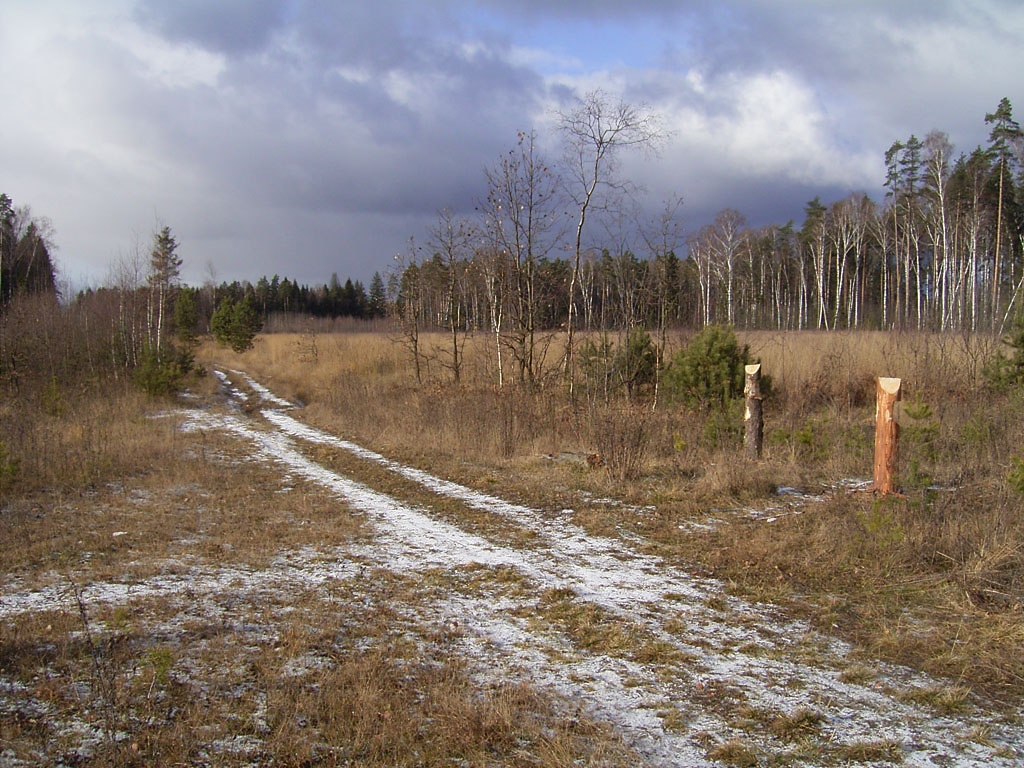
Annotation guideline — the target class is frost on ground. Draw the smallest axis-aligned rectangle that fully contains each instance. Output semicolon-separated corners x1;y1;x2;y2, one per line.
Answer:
2;368;1021;767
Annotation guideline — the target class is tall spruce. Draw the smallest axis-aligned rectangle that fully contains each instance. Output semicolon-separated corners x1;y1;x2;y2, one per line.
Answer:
148;226;182;353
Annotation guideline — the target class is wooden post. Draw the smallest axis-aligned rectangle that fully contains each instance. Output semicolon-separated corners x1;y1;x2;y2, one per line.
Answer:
873;377;901;495
743;363;763;460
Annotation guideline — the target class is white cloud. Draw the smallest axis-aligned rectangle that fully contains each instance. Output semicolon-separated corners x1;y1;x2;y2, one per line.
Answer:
2;0;1022;287
99;19;226;89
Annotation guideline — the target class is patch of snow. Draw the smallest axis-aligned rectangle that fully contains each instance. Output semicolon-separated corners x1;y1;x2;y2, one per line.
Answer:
230;369;294;409
189;387;1022;765
7;372;1019;767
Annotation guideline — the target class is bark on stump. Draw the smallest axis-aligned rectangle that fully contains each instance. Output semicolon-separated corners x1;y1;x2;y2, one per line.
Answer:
744;363;763;460
873;377;902;496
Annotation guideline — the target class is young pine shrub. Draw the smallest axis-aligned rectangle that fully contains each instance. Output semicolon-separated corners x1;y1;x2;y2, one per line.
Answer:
1008;455;1024;495
662;325;767;411
614;327;658;401
211;294;263;353
901;392;939;491
984;309;1024;389
578;333;616;404
132;343;194;397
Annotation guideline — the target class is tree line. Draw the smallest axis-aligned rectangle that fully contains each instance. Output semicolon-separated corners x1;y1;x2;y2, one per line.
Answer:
228;271;387;320
0;194;58;306
3;94;1022;396
391;95;1024;376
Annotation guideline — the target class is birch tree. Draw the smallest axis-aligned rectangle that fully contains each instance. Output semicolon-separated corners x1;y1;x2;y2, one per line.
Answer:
428;209;475;384
708;208;746;326
558;90;661;395
482;131;563;385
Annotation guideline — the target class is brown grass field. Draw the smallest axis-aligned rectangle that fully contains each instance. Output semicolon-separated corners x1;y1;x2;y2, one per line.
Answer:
2;320;1023;765
201;327;1024;700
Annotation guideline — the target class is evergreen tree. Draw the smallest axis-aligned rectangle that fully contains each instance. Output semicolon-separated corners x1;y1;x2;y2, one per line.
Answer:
985;98;1023;326
368;271;386;318
11;221;57;300
148;226;182;352
0;194;13;305
211;294;262;353
173;287;200;344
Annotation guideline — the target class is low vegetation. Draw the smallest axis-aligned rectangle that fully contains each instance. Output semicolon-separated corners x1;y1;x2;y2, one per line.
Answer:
2;276;1024;763
202;322;1024;703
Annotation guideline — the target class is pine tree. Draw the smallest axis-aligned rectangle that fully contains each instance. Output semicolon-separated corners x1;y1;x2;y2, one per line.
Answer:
985;98;1023;327
148;226;182;353
211;294;262;353
368;271;386;318
0;194;12;305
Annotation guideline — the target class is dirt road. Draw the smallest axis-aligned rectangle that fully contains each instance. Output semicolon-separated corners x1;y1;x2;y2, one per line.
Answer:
2;368;1020;766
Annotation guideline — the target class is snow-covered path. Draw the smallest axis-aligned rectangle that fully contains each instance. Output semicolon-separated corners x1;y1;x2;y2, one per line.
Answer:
4;369;1020;766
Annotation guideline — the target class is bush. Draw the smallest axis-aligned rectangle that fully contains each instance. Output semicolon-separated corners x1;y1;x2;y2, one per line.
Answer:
662;325;767;409
1009;455;1024;495
132;344;193;397
578;329;659;403
578;333;615;402
614;327;658;400
590;406;651;481
0;440;18;495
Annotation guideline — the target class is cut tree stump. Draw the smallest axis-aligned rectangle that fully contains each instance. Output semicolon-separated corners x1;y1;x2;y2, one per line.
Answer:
744;363;763;460
873;377;902;495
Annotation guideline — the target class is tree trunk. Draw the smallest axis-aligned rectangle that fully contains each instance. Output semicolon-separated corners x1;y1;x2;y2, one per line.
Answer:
743;364;763;460
873;377;902;496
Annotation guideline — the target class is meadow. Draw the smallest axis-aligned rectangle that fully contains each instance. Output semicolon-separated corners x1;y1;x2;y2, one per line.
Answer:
204;326;1024;700
2;313;1023;765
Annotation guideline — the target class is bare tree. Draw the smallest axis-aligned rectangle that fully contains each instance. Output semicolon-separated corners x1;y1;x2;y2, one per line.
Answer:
558;90;662;396
390;240;426;385
475;245;507;386
639;196;684;406
428;209;476;384
707;208;746;327
922;131;953;329
482;130;563;386
108;235;147;370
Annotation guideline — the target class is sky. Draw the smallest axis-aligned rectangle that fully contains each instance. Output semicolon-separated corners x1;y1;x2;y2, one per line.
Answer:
1;0;1022;290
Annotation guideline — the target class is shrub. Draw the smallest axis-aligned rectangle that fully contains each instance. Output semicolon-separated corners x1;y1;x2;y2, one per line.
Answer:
984;309;1024;388
902;393;939;491
211;295;262;353
614;327;658;400
590;405;651;481
132;344;193;397
578;333;616;402
662;325;766;409
579;328;659;403
0;440;18;494
1009;455;1024;495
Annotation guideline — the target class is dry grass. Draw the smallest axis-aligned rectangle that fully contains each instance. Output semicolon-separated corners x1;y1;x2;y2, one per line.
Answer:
2;567;633;767
1;326;637;766
706;737;759;767
5;314;1023;763
197;325;1024;702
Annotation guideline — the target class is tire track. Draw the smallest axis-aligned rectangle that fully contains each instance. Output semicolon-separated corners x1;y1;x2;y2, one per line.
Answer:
200;368;1022;767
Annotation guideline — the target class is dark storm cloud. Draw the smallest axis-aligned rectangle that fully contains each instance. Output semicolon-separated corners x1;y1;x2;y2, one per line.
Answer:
134;0;285;54
117;0;551;263
2;0;1021;286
